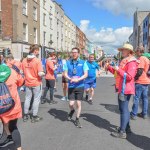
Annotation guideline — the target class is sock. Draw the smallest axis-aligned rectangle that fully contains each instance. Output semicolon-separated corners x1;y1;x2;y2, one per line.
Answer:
69;109;75;116
76;117;79;120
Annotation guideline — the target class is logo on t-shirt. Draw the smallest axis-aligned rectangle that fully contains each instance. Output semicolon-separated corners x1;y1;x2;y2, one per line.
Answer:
78;64;83;66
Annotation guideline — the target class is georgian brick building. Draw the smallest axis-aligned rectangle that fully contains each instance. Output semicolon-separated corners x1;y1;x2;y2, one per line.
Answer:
0;0;40;59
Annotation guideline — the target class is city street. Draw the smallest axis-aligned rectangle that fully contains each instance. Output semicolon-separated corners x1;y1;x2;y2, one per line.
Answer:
2;75;150;150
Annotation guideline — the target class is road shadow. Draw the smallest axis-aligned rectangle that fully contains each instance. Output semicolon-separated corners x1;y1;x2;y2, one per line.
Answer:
48;109;68;122
81;113;117;132
100;103;120;114
81;113;150;149
54;94;63;99
127;132;150;150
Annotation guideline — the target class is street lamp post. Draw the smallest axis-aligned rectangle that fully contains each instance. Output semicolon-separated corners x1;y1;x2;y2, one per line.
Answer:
49;40;53;47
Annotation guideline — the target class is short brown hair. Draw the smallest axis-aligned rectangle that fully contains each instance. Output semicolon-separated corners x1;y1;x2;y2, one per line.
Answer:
72;47;80;53
29;44;39;53
5;54;14;60
89;53;95;57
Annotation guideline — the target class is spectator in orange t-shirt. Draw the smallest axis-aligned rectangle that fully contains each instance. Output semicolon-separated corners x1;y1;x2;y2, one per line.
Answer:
131;46;150;119
41;51;58;104
0;49;24;150
22;44;45;123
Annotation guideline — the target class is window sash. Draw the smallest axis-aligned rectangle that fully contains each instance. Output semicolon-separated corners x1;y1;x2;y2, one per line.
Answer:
23;0;27;15
23;23;27;41
33;7;37;20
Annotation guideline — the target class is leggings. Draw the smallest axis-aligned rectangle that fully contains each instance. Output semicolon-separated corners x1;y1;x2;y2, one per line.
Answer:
9;119;21;148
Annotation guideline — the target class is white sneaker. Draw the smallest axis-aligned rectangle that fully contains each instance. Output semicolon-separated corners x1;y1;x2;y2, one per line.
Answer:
89;97;92;101
61;97;66;101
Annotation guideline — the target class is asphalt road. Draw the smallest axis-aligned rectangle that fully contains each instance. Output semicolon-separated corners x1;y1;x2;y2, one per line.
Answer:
1;76;150;150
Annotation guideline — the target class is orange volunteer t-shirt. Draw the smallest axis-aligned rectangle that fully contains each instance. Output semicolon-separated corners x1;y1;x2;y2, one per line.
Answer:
45;59;55;80
0;68;24;124
136;56;150;84
22;57;43;87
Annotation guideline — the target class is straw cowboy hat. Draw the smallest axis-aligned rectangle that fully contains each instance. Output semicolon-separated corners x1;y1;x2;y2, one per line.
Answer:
118;43;134;53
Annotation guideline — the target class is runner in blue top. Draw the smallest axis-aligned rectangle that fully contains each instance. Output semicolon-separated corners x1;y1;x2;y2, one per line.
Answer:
85;54;101;104
63;47;89;128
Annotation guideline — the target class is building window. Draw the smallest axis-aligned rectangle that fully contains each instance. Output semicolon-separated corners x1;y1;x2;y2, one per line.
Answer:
33;7;37;21
23;0;27;15
33;28;37;44
69;32;70;38
43;13;46;26
50;18;52;29
23;23;28;42
61;16;63;22
50;34;52;41
65;30;67;37
43;31;46;45
43;0;46;9
61;34;63;41
50;6;52;14
57;32;59;38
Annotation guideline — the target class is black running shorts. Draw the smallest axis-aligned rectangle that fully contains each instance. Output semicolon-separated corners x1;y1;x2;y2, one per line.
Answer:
68;87;84;101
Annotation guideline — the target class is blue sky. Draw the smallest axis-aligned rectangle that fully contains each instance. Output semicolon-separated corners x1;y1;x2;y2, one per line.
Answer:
55;0;149;54
56;0;133;29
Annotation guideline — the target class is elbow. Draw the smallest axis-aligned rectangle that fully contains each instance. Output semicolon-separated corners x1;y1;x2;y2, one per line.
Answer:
85;73;88;78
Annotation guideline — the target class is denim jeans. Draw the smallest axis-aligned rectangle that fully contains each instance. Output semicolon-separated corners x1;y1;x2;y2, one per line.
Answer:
131;83;149;117
118;94;132;132
24;85;42;116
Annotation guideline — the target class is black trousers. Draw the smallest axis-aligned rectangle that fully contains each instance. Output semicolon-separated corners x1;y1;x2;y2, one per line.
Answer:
9;119;21;148
43;79;55;101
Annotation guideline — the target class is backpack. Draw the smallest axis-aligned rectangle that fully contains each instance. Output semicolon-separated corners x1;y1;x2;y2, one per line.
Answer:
0;64;15;115
142;53;150;77
147;65;150;77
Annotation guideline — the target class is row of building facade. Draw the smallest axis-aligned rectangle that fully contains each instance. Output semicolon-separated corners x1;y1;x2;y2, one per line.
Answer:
129;11;150;52
0;0;101;60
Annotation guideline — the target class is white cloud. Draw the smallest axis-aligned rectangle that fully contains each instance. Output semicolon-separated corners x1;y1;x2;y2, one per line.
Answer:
79;20;133;54
89;0;150;16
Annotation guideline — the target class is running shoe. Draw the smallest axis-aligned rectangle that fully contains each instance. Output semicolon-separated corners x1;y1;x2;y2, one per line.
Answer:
0;137;14;148
31;116;43;123
75;118;82;128
111;131;126;139
23;114;29;122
